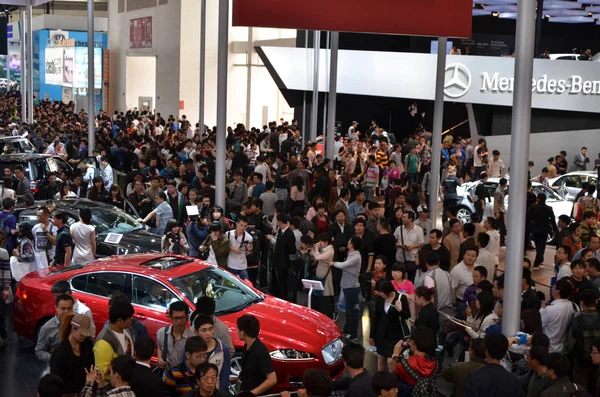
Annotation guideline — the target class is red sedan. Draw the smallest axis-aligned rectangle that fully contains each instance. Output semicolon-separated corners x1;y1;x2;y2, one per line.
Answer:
13;254;345;390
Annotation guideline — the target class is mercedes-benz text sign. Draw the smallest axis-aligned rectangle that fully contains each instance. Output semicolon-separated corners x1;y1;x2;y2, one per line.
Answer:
258;47;600;113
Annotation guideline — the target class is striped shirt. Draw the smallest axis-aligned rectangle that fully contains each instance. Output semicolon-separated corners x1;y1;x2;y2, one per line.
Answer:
164;362;199;396
364;165;380;187
376;149;389;169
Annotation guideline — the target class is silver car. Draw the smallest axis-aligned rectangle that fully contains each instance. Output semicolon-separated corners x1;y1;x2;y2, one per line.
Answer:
455;178;573;226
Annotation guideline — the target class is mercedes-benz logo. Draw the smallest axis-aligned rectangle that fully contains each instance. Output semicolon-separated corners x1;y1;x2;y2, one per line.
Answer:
444;63;472;98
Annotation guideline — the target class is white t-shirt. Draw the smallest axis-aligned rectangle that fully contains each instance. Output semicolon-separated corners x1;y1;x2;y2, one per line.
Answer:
226;231;252;270
70;222;95;265
488;159;505;177
114;329;133;355
32;223;58;260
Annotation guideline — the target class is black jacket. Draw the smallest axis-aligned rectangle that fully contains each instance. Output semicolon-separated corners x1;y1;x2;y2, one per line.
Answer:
273;228;296;269
50;337;95;394
521;287;541;312
328;222;354;260
370;293;411;341
129;362;165;397
527;203;557;235
415;302;440;336
458;236;477;263
466;363;523;397
331;370;375;397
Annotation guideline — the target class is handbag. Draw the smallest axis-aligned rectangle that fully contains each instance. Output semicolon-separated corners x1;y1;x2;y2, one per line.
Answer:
312;266;331;297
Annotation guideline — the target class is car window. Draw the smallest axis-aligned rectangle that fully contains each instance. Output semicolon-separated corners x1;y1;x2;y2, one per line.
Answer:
19;140;35;153
85;272;130;298
171;267;260;315
71;274;87;291
588;177;597;186
132;276;177;310
533;185;562;201
555;176;581;188
52;157;70;175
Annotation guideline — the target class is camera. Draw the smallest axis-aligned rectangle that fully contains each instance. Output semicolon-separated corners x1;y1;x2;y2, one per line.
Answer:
200;203;209;219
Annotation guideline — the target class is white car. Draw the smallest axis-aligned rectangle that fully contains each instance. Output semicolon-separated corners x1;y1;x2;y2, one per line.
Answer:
548;171;598;201
548;53;600;61
456;177;573;227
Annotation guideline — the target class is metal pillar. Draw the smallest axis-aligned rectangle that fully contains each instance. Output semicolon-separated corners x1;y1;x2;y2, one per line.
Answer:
26;0;33;124
198;0;206;141
503;0;536;338
19;8;26;123
215;0;229;209
322;32;330;138
87;0;95;155
427;37;447;227
245;27;253;129
309;31;320;143
534;0;544;58
326;32;339;161
301;30;308;134
465;103;480;143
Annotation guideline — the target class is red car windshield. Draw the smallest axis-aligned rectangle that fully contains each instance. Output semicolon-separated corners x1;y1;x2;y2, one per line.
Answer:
170;266;262;315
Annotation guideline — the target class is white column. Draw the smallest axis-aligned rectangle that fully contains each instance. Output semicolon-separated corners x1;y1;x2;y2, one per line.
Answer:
26;0;33;124
87;0;95;154
215;0;229;209
198;0;206;141
309;31;320;142
20;7;26;123
503;0;536;337
325;32;339;161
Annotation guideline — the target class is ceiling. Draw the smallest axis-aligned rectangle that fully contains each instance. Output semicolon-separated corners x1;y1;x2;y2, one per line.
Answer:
474;0;600;22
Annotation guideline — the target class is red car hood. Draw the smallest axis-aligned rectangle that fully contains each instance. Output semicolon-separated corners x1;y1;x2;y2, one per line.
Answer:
221;295;341;353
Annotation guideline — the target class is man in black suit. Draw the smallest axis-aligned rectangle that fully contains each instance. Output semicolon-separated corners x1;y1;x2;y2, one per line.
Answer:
521;267;541;312
329;210;354;297
267;213;296;302
129;335;165;397
458;223;477;264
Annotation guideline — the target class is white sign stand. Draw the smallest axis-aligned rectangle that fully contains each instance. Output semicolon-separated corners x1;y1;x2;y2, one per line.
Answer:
301;279;324;309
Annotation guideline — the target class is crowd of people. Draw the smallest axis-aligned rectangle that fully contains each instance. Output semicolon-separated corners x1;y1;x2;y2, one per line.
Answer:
0;92;595;397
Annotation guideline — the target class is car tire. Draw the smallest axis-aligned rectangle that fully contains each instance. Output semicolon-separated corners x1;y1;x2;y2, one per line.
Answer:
456;207;472;224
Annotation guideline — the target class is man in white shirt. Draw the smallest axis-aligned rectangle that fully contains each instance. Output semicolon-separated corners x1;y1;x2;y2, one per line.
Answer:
225;217;253;280
484;217;500;265
451;247;476;302
32;206;58;269
415;205;433;239
540;279;577;353
488;150;506;177
394;211;424;281
475;233;497;281
555;245;572;280
254;156;270;182
100;156;113;191
348;121;358;137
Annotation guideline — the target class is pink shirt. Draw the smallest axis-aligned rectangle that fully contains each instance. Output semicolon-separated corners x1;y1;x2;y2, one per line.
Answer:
392;279;415;295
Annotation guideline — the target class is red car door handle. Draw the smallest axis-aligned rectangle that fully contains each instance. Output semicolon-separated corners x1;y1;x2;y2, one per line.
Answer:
133;314;147;320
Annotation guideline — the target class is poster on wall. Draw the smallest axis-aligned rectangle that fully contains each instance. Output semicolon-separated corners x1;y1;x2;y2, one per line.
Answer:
129;17;152;49
62;86;72;104
63;47;74;85
73;47;102;89
44;47;63;85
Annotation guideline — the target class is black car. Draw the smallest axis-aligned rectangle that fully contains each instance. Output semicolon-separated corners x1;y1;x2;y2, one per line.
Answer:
15;198;162;257
0;153;73;194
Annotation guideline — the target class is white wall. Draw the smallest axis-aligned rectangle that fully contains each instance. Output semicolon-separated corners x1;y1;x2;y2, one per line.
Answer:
486;129;600;176
108;0;181;117
125;56;156;111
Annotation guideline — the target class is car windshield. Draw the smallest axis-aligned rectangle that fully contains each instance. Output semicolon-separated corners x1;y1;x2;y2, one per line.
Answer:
534;184;563;201
89;206;143;234
171;267;262;315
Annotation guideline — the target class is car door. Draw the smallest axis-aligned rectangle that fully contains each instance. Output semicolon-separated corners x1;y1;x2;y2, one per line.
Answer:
131;275;179;340
69;271;132;334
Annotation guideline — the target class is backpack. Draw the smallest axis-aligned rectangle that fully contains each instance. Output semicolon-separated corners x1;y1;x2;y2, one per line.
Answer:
570;313;600;367
468;181;482;203
0;213;15;235
400;356;437;397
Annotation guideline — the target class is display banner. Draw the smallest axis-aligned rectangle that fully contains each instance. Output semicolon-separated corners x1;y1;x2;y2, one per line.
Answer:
258;46;600;114
130;17;152;49
62;47;74;86
44;47;63;85
73;47;102;89
233;0;472;38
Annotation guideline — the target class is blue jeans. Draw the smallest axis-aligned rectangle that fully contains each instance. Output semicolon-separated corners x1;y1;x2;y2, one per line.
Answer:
342;287;361;339
365;186;375;201
229;268;249;280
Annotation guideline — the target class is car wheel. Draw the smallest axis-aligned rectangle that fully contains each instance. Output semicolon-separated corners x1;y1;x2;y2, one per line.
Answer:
456;207;472;224
230;352;243;381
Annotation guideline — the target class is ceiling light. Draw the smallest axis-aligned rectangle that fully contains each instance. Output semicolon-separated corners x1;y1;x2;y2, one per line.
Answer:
544;0;582;8
473;9;492;16
484;5;518;11
498;12;518;18
548;16;595;22
543;9;589;15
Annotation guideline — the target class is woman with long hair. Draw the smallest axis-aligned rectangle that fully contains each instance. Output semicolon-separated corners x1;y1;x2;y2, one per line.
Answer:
309;233;335;319
415;286;439;336
55;183;73;200
547;156;558;178
162;218;189;255
465;291;498;338
369;279;411;372
311;203;331;235
106;184;125;210
88;177;108;202
10;222;35;282
521;308;543;334
50;313;95;395
70;208;96;265
290;176;306;213
390;263;416;319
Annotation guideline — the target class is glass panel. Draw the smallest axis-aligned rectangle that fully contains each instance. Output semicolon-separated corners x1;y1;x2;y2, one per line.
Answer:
86;272;129;298
132;276;177;310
